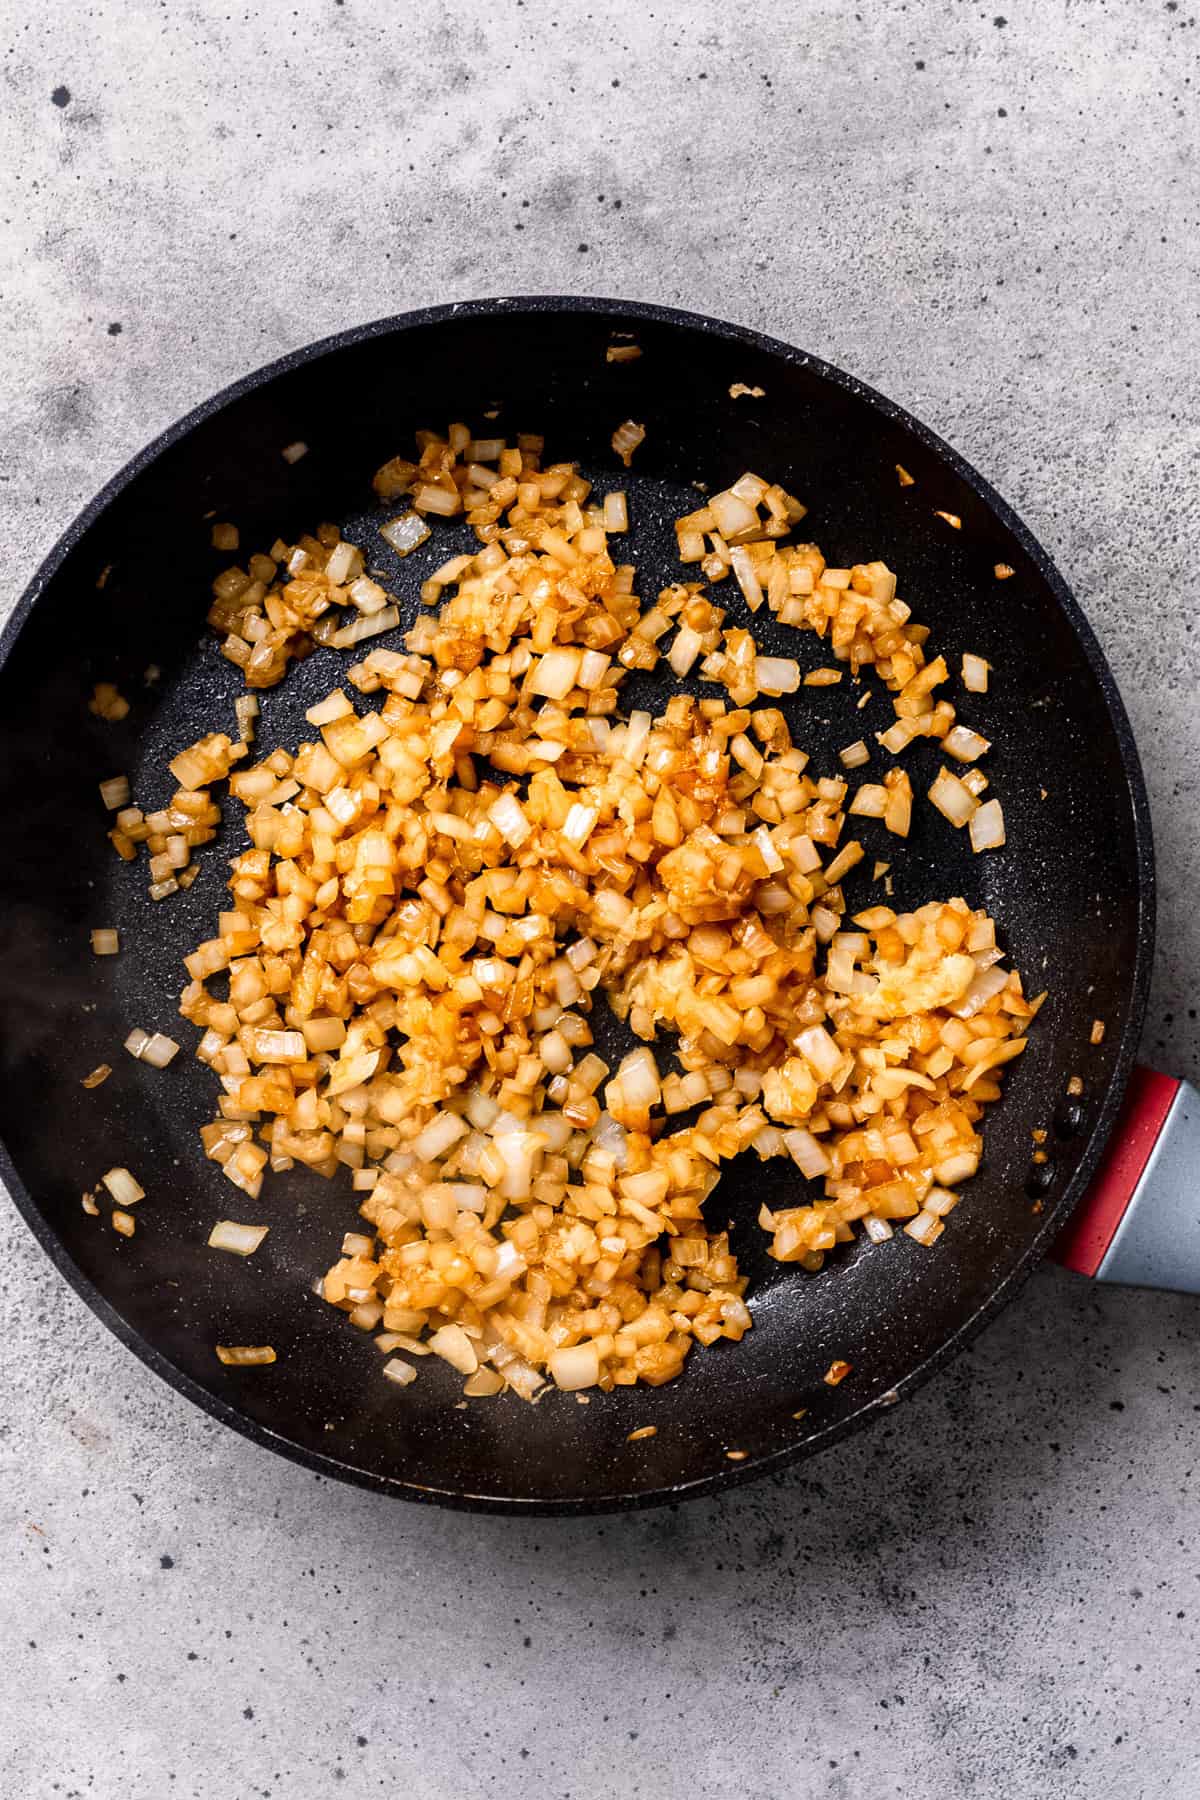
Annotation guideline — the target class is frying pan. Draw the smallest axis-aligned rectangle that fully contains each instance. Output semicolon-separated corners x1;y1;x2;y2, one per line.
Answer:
0;297;1169;1514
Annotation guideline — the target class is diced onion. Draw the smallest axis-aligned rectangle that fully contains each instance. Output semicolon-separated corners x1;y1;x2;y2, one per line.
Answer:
380;512;431;556
784;1129;832;1178
668;626;703;676
928;768;979;828
464;1368;505;1397
331;606;400;649
412;1111;468;1163
489;791;532;847
942;725;990;763
969;798;1006;852
208;1220;269;1256
755;657;800;695
101;1166;144;1206
531;649;582;700
99;776;130;811
428;1323;478;1375
324;541;357;586
611;420;645;467
549;1343;600;1391
158;419;1038;1409
709;489;758;537
730;547;764;611
603;492;629;532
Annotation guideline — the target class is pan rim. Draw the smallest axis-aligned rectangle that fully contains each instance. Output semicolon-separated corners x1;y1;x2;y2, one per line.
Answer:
0;295;1155;1514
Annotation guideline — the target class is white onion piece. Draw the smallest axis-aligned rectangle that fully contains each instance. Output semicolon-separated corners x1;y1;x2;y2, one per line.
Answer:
412;1111;468;1163
414;484;460;517
577;650;611;690
464;1087;500;1131
99;776;130;811
216;1344;276;1365
464;1368;505;1397
668;626;703;676
603;491;628;532
962;653;990;693
348;576;390;616
928;768;979;828
331;606;400;649
531;648;582;700
420;1185;458;1231
969;798;1006;852
492;1240;527;1281
428;1324;478;1375
784;1129;833;1178
591;1112;629;1169
730;547;764;611
208;1220;269;1256
497;1131;541;1199
943;725;990;763
489;791;531;847
306;690;353;726
614;1048;660;1109
811;907;840;943
849;784;888;818
751;826;784;874
795;1025;842;1082
754;657;801;695
324;541;357;585
622;711;652;766
877;721;914;754
611;420;645;466
380;512;431;556
953;965;1009;1017
935;1150;980;1185
709;489;758;537
101;1167;144;1206
562;803;598;848
548;1342;600;1391
382;1357;418;1387
439;1182;488;1214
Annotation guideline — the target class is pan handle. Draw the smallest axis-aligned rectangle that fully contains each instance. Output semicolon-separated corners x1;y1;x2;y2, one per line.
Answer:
1051;1066;1200;1292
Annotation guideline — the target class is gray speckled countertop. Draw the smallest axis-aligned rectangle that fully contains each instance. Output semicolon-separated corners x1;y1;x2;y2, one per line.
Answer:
2;3;1199;1796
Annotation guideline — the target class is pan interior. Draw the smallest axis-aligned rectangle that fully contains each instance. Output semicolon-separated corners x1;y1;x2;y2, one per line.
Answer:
0;305;1147;1508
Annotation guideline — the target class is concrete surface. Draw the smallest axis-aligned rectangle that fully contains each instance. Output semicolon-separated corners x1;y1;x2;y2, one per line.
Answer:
2;1;1199;1795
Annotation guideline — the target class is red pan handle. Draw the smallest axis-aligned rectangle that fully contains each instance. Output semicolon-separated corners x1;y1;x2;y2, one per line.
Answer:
1051;1066;1200;1291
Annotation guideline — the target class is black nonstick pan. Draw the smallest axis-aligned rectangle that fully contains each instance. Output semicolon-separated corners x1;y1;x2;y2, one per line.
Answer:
0;298;1158;1513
